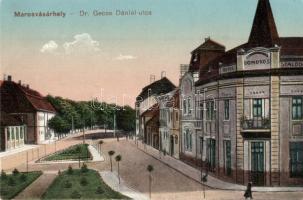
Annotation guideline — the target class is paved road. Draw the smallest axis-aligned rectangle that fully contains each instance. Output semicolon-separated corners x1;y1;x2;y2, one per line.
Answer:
13;137;303;200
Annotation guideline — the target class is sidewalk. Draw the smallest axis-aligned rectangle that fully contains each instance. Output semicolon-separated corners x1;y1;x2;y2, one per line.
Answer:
131;140;303;192
100;171;149;200
14;172;57;199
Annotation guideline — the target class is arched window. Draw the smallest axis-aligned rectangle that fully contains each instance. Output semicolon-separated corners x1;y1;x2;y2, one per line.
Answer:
185;129;192;151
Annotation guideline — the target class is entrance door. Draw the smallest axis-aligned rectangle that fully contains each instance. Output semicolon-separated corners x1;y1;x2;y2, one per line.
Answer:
251;142;265;186
170;136;174;156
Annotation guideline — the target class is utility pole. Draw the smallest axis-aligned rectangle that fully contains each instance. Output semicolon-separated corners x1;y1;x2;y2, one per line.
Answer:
71;116;74;134
113;111;116;138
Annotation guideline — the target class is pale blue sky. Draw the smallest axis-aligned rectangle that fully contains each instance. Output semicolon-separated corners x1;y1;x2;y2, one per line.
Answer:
1;0;302;106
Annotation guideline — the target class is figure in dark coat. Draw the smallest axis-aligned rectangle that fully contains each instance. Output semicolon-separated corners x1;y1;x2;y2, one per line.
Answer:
244;182;253;199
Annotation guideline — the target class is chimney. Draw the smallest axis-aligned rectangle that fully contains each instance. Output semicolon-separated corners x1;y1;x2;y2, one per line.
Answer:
161;71;166;79
26;84;29;89
205;36;210;42
150;75;155;83
7;75;12;82
18;80;22;85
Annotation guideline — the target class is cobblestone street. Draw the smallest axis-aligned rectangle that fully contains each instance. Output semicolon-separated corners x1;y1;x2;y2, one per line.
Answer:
9;136;303;200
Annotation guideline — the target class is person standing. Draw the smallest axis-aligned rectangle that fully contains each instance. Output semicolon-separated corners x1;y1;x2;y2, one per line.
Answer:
244;182;253;199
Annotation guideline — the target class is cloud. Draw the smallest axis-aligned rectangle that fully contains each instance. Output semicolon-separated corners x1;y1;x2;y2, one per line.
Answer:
63;33;100;55
115;54;137;60
40;40;58;53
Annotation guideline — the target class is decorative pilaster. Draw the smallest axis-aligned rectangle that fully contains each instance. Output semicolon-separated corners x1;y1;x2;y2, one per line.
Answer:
270;76;280;186
236;80;244;184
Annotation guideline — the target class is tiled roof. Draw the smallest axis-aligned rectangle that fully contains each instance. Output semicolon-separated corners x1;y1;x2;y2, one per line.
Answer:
191;39;225;53
280;37;303;56
248;0;280;47
1;80;56;113
0;112;24;126
136;77;176;102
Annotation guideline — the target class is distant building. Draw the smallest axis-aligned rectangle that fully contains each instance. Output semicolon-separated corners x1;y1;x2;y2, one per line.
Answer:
142;104;160;149
1;76;56;145
135;76;176;145
0;111;26;151
159;89;180;158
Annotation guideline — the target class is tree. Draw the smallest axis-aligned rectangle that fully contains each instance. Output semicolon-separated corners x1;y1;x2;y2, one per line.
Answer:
115;155;122;184
147;165;154;199
48;116;70;137
108;150;115;172
116;106;136;132
99;140;104;154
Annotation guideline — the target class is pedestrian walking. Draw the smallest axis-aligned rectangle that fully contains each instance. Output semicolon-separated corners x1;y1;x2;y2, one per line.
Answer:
244;182;253;199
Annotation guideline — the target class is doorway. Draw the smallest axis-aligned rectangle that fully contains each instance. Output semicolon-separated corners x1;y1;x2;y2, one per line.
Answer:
251;141;265;186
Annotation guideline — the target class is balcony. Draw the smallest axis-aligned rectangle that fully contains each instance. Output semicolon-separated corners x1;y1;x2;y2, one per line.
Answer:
241;116;270;130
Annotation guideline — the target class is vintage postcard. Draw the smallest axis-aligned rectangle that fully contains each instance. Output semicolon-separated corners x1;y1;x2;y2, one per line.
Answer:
0;0;303;199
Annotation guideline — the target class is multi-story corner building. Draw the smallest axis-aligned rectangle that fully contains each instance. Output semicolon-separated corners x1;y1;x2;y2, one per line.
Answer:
1;76;56;145
159;89;180;158
180;0;303;186
135;76;176;145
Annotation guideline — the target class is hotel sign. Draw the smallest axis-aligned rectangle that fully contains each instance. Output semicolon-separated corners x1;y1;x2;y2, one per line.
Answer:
244;51;271;70
281;61;303;68
219;65;236;74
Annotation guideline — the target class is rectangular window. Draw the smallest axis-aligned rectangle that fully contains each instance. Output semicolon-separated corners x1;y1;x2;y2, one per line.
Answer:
188;98;192;114
183;99;187;115
224;100;230;121
292;97;303;120
253;99;263;118
207;138;216;171
290;142;303;177
224;140;232;176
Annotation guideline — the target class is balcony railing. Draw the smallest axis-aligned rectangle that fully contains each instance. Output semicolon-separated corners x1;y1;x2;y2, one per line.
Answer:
241;116;270;130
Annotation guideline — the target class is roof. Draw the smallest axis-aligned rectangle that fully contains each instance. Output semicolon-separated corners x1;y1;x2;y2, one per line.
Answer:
248;0;280;47
136;77;176;102
1;80;56;113
191;38;226;53
196;0;303;85
189;38;226;72
141;103;159;117
0;112;24;126
280;37;303;56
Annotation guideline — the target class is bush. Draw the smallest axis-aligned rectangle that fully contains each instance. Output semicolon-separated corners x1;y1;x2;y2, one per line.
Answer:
12;168;19;176
1;170;7;179
67;165;73;175
70;190;81;199
20;173;27;182
8;177;16;186
63;180;72;188
80;177;88;186
95;186;104;194
80;163;88;173
0;188;9;196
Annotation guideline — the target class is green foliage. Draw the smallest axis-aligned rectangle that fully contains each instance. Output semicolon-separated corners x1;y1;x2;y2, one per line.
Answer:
46;95;136;136
80;177;88;186
42;169;129;199
70;190;81;199
44;144;90;161
0;171;42;200
115;155;122;162
8;177;16;186
12;168;19;176
116;106;136;131
95;186;104;194
147;165;154;172
108;150;115;156
81;163;88;173
67;165;73;175
1;170;7;180
19;173;27;182
63;180;72;188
